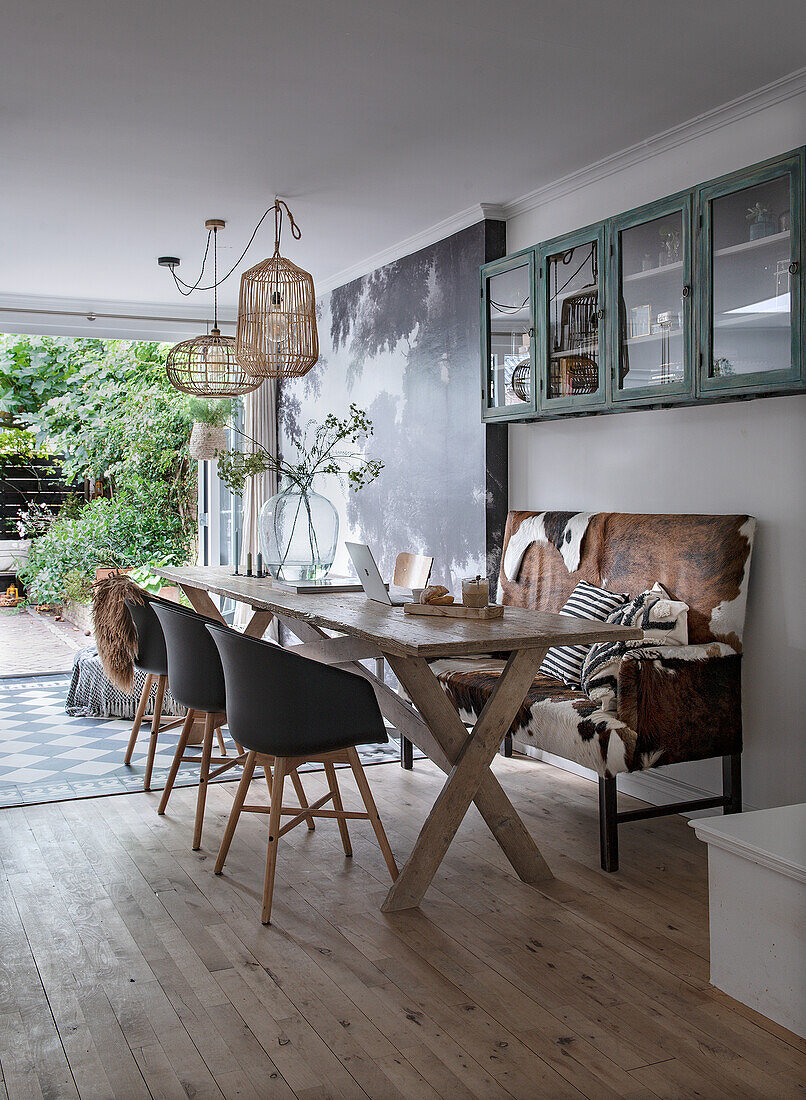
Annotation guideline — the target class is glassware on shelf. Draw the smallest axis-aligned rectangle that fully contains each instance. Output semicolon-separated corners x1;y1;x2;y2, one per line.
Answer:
617;209;686;393
710;175;792;380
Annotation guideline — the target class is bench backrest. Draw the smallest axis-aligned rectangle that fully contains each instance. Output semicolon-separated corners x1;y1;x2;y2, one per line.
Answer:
499;511;756;651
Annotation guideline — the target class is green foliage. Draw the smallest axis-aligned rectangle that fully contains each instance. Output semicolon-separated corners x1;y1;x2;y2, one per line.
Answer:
186;397;234;427
19;488;193;606
0;335;78;420
2;334;198;604
217;403;383;497
21;339;194;490
0;426;48;461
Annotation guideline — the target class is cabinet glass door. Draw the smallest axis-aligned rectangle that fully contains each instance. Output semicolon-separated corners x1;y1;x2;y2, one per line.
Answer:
481;253;535;418
699;153;802;392
611;197;692;402
539;226;606;410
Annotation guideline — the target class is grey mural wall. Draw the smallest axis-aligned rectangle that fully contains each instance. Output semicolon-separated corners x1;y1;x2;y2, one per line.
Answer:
278;222;497;591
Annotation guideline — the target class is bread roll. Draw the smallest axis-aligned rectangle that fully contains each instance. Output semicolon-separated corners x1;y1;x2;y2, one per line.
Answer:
420;585;449;604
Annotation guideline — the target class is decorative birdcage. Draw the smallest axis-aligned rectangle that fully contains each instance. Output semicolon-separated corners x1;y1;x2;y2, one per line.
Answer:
510;358;531;401
236;202;319;379
560;284;598;351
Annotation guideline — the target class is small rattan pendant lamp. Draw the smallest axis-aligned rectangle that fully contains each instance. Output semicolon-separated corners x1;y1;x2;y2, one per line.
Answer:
236;200;319;379
166;222;262;397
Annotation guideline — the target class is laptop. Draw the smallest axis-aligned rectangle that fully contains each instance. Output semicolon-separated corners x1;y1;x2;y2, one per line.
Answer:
345;542;410;606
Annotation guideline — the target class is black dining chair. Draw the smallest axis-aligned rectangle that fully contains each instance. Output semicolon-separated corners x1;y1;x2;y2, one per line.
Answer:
206;623;398;924
152;602;244;849
153;603;315;852
123;594;185;791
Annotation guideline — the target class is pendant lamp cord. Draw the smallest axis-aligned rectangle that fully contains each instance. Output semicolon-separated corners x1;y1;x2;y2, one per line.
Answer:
213;226;218;329
168;199;302;296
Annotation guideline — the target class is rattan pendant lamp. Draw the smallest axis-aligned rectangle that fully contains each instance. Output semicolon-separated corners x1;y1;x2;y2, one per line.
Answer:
165;221;262;397
236;200;319;379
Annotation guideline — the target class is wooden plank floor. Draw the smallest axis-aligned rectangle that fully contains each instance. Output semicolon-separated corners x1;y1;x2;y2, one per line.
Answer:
0;755;804;1099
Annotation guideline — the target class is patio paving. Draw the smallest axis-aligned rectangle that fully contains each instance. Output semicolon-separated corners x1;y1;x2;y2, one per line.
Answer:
0;606;88;676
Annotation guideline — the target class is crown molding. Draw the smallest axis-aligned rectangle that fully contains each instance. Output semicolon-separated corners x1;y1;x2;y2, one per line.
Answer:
316;201;505;294
502;66;806;221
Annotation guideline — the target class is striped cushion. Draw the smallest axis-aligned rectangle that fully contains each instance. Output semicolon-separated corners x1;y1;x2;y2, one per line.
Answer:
580;584;689;712
540;582;628;687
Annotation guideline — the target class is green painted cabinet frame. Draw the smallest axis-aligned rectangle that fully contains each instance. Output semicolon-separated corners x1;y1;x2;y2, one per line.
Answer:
696;149;804;397
480;249;537;420
480;146;806;423
536;223;608;414
607;191;694;406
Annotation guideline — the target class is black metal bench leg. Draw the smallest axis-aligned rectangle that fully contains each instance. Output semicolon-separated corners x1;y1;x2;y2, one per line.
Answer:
400;736;413;770
599;775;619;872
500;733;513;758
723;753;742;814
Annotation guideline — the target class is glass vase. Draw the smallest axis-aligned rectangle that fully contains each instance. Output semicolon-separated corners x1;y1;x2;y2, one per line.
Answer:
258;487;339;581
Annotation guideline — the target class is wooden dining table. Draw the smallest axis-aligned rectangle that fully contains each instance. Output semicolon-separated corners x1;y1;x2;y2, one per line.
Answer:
156;565;642;912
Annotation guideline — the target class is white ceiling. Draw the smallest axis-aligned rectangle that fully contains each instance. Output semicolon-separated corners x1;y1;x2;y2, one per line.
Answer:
3;0;806;315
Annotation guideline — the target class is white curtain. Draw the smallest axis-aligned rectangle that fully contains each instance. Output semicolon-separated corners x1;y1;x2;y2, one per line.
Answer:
234;379;278;633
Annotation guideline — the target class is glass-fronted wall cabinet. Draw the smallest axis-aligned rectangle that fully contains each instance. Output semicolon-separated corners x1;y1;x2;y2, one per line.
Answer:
609;194;693;404
537;225;606;412
480;252;536;418
698;151;803;394
480;147;804;422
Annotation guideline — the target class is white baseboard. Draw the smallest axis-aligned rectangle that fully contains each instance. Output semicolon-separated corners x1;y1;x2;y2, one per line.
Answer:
513;744;756;817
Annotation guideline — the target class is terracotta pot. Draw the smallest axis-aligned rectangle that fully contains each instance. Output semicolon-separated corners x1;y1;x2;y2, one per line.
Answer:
94;566;132;583
189;423;228;461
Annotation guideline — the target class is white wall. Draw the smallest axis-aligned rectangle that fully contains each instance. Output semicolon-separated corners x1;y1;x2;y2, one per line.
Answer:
507;88;806;811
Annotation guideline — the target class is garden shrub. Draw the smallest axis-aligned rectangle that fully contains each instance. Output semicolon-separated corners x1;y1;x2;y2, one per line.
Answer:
2;335;198;604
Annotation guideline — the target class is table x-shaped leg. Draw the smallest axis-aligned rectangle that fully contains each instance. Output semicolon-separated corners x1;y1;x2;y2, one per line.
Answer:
179;584;274;639
274;616;553;903
383;647;552;911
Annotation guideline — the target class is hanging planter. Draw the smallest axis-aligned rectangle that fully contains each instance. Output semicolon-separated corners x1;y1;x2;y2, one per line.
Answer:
189;422;228;461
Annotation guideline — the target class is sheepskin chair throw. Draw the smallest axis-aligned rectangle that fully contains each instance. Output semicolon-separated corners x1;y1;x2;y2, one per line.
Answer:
91;572;147;693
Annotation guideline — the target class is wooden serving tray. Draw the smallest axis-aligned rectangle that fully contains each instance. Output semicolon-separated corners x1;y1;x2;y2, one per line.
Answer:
404;602;504;620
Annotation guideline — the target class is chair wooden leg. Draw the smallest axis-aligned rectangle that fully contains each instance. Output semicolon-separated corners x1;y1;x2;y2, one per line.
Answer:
193;713;216;850
262;758;287;925
215;750;257;874
216;726;228;756
158;709;195;814
400;736;414;770
599;775;619;872
143;674;167;792
289;768;316;831
323;761;352;857
124;673;153;764
346;747;398;880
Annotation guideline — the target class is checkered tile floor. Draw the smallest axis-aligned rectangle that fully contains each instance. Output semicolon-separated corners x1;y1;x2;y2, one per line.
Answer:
0;675;411;808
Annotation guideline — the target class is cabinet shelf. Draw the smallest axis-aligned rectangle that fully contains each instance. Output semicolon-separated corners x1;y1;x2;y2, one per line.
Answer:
549;344;598;361
713;230;790;259
623;260;683;283
623;328;682;347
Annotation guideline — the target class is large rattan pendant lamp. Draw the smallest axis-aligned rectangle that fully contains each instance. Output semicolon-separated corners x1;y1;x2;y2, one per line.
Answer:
165;221;262;397
236;200;319;379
